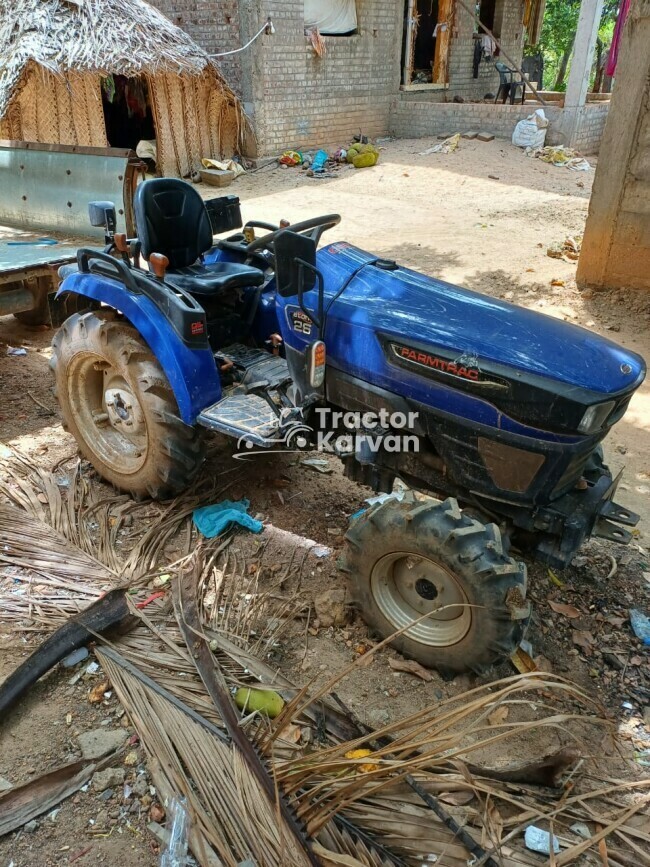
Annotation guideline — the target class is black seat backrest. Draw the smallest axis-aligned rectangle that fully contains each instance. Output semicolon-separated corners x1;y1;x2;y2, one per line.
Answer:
134;178;213;270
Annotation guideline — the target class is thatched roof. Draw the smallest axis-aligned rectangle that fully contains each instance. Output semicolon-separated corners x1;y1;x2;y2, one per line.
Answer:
0;0;225;117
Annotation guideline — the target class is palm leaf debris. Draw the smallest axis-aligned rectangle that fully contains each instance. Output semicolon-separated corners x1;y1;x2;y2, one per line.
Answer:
1;446;650;865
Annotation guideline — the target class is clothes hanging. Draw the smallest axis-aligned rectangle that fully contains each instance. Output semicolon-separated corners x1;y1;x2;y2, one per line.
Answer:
480;34;497;58
304;0;357;34
473;39;482;78
606;0;631;77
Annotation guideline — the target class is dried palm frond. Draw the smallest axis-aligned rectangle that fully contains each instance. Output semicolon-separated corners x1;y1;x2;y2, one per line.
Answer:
0;444;247;604
3;452;648;866
96;551;649;867
0;503;117;627
107;596;650;867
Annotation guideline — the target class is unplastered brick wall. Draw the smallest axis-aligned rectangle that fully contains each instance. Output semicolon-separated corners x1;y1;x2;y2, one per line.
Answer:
245;0;403;155
390;98;609;153
447;0;526;101
150;0;244;94
389;98;561;140
572;103;610;154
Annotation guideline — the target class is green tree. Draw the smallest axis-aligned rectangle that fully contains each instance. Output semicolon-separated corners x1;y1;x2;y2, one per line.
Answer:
527;0;620;91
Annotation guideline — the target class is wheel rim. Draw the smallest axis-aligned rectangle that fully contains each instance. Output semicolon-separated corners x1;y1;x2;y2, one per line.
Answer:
370;552;472;646
66;352;149;475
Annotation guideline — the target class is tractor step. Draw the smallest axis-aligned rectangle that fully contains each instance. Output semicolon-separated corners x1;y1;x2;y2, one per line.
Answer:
217;343;289;388
198;389;280;445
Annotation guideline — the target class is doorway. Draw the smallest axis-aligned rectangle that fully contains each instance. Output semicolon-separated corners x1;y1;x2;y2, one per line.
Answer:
402;0;453;87
101;75;155;151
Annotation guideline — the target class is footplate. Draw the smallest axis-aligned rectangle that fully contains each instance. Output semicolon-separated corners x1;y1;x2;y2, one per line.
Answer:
198;390;280;445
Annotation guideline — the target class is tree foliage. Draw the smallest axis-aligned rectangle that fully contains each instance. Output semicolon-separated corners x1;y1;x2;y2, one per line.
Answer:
526;0;620;91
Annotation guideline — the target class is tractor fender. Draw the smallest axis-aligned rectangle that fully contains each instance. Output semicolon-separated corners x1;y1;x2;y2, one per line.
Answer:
56;272;221;423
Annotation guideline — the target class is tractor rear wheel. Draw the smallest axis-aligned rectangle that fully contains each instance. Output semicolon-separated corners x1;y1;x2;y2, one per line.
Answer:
343;493;528;674
51;310;205;499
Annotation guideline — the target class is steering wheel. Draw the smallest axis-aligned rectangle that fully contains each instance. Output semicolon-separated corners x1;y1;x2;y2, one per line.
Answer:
246;214;341;254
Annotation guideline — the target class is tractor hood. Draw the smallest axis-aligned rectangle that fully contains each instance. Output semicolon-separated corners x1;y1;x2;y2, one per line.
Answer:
310;243;646;437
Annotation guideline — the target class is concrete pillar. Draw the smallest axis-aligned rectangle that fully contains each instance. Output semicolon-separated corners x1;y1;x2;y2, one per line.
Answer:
577;0;650;290
559;0;605;145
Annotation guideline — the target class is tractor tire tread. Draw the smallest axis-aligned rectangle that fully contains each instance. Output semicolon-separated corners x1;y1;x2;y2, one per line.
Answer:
343;494;527;674
51;310;205;499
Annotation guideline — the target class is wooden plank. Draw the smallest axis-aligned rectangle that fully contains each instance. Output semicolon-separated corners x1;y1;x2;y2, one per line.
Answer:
433;0;454;84
402;0;417;86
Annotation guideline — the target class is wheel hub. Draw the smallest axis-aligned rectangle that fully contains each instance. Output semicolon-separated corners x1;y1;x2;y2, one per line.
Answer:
370;552;472;646
66;353;148;475
104;387;145;435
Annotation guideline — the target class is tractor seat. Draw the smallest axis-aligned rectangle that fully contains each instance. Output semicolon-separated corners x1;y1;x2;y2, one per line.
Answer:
134;177;263;297
165;261;263;296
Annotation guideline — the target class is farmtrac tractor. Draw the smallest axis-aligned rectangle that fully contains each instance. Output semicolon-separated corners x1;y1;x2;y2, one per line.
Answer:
51;179;645;674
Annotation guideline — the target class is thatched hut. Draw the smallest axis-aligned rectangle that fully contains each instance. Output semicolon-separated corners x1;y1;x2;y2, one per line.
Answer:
0;0;245;177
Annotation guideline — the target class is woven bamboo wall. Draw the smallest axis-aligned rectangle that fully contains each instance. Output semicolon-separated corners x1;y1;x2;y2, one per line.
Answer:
1;64;241;177
148;70;241;176
3;66;107;146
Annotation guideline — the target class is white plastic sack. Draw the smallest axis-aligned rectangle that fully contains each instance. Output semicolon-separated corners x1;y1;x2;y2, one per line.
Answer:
304;0;357;34
512;109;549;149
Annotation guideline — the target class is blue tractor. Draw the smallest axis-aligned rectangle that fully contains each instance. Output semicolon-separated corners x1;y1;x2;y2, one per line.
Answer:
51;179;645;673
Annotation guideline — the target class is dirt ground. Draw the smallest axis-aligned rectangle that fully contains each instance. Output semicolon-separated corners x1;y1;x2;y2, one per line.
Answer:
1;137;649;866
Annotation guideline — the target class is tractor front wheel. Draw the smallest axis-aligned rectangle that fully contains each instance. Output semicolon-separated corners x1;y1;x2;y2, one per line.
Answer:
51;310;205;499
343;493;528;674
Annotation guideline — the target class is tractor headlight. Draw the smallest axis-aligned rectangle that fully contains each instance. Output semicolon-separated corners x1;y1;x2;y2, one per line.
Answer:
578;401;615;434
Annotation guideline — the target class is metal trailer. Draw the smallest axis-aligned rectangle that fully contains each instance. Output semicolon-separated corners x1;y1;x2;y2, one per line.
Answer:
0;141;140;325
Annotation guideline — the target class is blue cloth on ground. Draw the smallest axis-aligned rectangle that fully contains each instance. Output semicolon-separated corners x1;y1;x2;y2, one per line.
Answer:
193;499;263;538
311;149;328;172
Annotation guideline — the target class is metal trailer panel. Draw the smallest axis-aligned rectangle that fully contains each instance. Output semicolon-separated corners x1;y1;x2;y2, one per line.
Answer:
0;141;138;241
0;233;94;282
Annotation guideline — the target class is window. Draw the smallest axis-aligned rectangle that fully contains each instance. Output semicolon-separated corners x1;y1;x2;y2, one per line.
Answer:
304;0;358;36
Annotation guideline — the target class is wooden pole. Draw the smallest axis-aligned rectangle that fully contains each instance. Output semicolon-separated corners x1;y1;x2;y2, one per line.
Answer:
403;0;416;86
433;0;454;84
454;0;547;105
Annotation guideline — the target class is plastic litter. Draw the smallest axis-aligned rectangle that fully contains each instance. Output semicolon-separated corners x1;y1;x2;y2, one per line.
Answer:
193;499;263;538
312;545;330;558
528;145;591;171
160;796;189;867
524;825;560;854
570;822;592;839
311;149;328;172
6;347;27;356
365;491;405;506
300;457;332;474
635;749;650;767
61;647;89;668
419;134;460;155
629;609;650;646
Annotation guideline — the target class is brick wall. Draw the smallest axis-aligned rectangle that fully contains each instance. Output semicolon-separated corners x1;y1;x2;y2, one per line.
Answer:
149;0;531;156
445;0;526;101
390;97;609;152
572;103;610;154
150;0;244;94
390;98;561;139
243;0;403;155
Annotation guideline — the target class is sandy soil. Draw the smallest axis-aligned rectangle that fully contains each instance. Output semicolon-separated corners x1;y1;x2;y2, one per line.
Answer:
1;137;649;865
